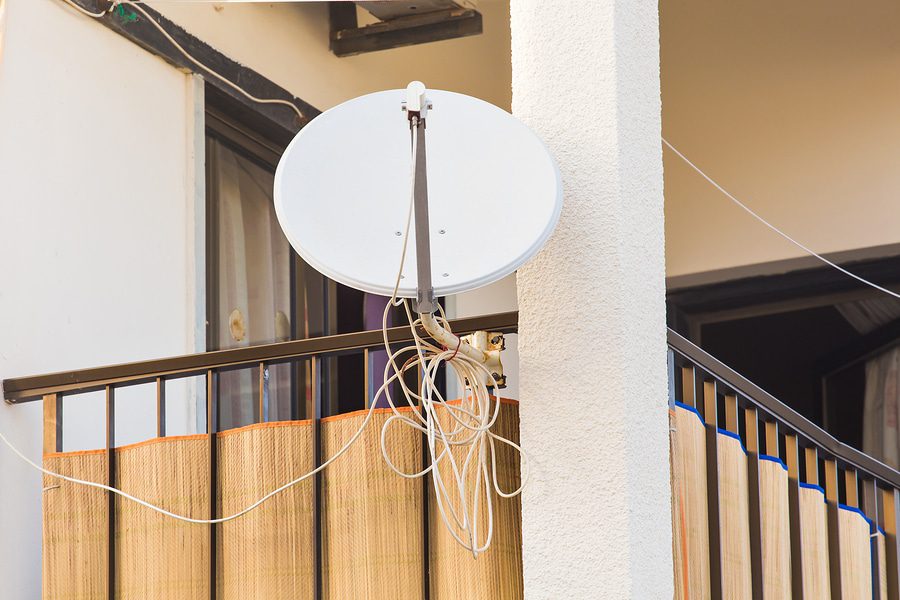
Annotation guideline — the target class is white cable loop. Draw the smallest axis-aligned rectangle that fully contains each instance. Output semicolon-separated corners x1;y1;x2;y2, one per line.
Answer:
0;108;525;557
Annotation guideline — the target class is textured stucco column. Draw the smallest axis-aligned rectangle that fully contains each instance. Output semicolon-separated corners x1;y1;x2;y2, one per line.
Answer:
511;2;672;598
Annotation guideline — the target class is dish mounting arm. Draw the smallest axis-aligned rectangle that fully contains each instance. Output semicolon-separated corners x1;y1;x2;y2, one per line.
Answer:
404;82;504;386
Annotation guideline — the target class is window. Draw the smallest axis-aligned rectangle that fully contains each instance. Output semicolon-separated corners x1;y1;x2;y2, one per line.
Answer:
205;94;370;429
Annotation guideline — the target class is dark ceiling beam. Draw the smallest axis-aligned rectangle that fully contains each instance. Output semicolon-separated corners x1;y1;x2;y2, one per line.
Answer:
62;0;318;135
329;4;483;57
667;255;900;316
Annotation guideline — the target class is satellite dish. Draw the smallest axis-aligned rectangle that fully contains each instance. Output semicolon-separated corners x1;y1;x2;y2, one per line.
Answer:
274;85;561;301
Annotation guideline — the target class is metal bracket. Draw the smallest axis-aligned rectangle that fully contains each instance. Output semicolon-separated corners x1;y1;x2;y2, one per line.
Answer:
461;331;506;388
404;82;439;315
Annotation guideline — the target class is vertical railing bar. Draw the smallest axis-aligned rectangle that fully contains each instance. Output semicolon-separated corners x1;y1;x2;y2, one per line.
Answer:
312;356;323;600
764;421;778;458
418;361;431;600
363;348;370;410
207;369;218;600
667;348;676;408
105;385;116;600
863;479;882;600
805;447;819;486
845;469;859;509
681;366;695;408
290;358;300;422
42;393;62;454
743;405;765;600
156;377;166;438
882;488;900;599
785;434;804;599
825;459;843;600
724;392;738;433
258;361;266;424
703;377;724;600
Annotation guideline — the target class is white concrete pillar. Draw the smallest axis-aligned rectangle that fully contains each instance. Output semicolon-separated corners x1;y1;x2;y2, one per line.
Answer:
511;2;672;598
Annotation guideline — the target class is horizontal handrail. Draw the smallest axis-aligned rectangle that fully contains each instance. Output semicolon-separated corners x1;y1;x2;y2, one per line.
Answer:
2;311;518;403
668;328;900;490
10;317;900;492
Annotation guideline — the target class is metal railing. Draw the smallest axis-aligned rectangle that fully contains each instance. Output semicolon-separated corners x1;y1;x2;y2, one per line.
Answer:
669;329;900;599
4;311;518;600
9;319;900;599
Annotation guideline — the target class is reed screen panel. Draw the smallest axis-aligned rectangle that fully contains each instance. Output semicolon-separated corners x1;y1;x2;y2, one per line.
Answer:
41;402;523;599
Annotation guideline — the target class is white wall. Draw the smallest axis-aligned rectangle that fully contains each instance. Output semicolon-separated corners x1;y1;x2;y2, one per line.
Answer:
0;0;199;595
512;0;672;597
662;0;900;284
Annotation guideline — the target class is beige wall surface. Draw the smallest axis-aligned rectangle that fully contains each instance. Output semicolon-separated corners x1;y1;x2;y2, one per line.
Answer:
155;0;512;111
662;0;900;284
0;0;204;596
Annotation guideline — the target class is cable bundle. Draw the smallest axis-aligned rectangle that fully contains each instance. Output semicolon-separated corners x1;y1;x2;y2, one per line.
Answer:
377;300;525;556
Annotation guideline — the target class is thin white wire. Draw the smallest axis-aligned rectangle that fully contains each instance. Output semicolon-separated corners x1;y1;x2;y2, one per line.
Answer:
59;0;109;17
0;112;423;526
0;352;406;524
56;0;305;122
662;138;900;302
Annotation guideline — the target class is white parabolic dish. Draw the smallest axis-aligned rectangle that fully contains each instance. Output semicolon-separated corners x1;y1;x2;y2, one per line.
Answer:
274;88;562;298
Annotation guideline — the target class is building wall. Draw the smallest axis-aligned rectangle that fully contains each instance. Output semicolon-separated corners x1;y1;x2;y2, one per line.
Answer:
662;0;900;285
0;1;200;596
154;0;512;112
0;1;514;596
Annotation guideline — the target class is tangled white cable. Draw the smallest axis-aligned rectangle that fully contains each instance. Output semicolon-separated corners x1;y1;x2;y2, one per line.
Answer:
0;107;525;558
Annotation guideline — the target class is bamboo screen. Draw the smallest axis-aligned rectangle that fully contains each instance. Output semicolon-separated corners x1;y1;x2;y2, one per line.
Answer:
716;429;752;597
42;401;522;599
837;506;873;598
669;404;710;599
669;400;890;598
798;484;830;598
758;456;791;597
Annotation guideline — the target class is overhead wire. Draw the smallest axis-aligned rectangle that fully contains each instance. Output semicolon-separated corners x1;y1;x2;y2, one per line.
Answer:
662;138;900;302
56;0;305;122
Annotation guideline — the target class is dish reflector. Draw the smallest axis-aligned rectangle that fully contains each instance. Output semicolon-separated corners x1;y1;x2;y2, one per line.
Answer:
274;88;561;298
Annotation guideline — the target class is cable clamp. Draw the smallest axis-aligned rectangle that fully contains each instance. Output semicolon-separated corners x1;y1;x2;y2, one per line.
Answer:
460;331;506;388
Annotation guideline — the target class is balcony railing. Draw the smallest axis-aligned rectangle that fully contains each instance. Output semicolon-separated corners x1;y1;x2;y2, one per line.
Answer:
7;316;900;598
669;329;900;599
4;311;519;600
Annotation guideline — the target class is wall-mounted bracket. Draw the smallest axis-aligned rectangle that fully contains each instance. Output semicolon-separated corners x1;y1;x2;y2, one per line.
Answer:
461;331;506;388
